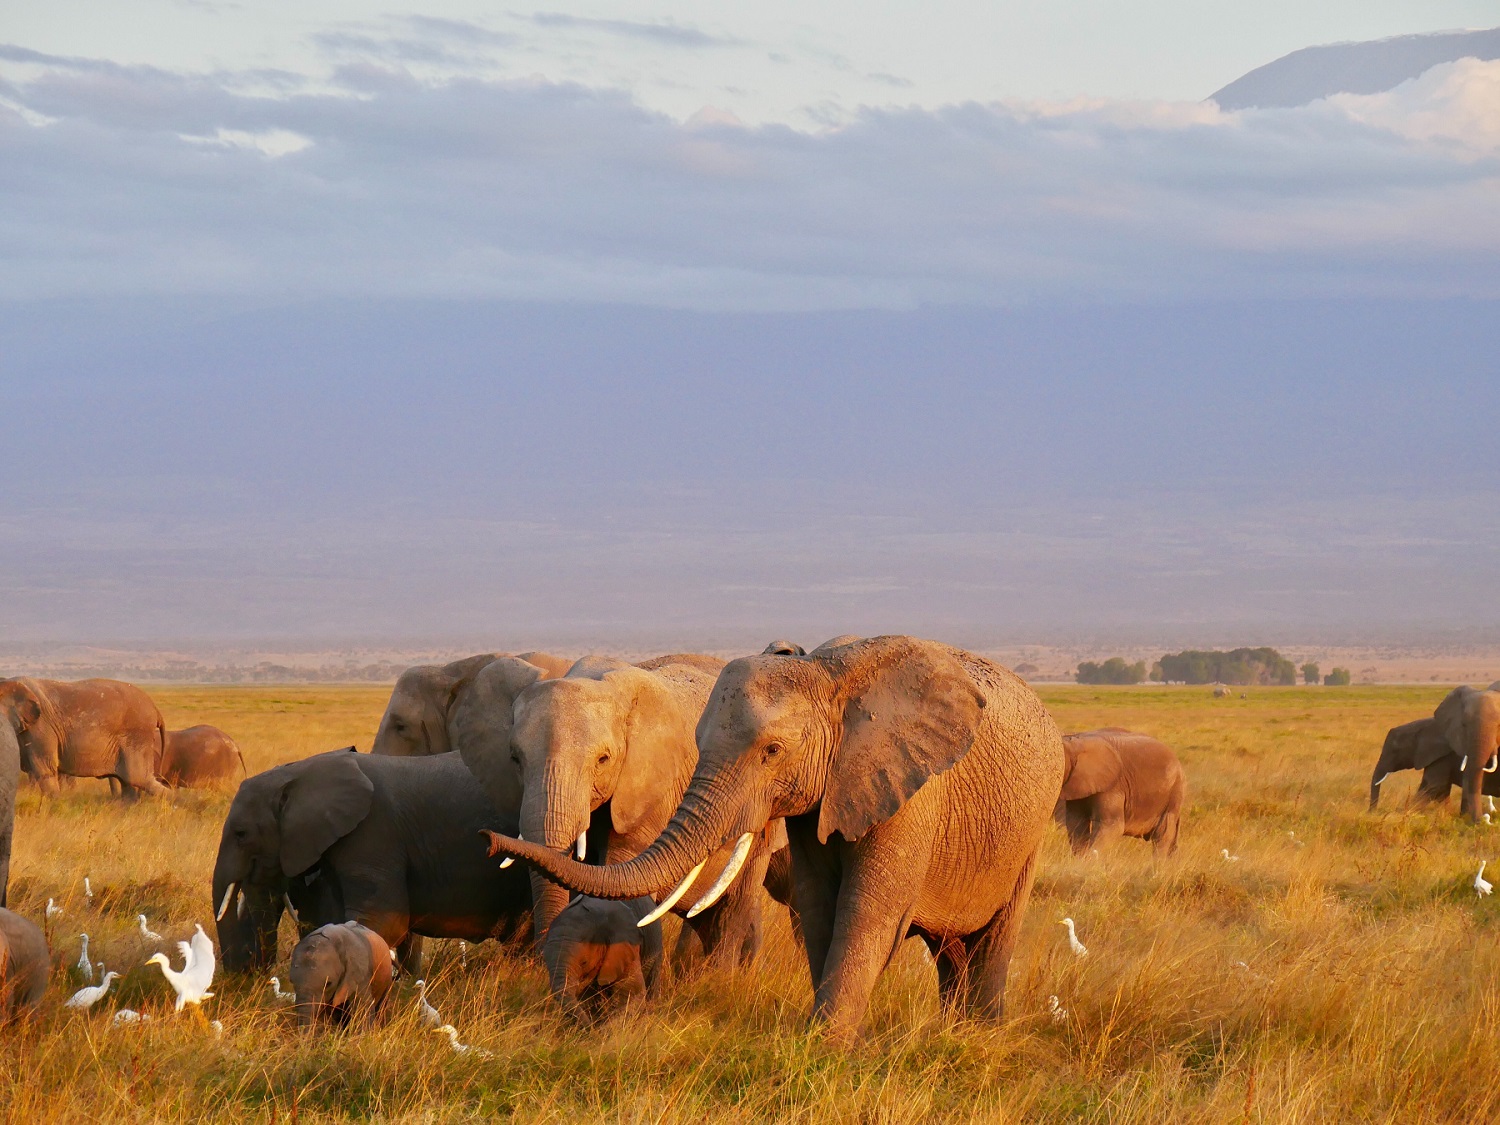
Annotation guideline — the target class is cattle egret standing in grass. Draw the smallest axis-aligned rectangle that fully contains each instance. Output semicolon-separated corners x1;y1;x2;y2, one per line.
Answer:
46;899;61;924
415;979;441;1027
1222;849;1241;862
112;1009;149;1026
1047;995;1067;1023
84;877;93;909
210;1020;224;1038
1488;797;1497;815
1059;918;1088;957
76;934;93;983
65;971;119;1010
147;924;216;1011
137;915;162;942
435;1024;492;1058
269;977;294;1002
1476;862;1493;897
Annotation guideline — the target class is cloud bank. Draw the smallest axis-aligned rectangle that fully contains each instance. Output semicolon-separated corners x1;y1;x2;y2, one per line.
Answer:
2;47;1499;309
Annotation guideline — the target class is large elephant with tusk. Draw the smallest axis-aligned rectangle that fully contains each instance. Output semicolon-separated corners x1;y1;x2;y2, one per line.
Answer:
463;653;781;965
1434;685;1500;822
483;635;1064;1040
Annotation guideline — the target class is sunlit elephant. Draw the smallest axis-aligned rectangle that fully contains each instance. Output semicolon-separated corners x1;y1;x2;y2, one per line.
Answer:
485;635;1065;1040
0;907;47;1021
163;725;245;788
370;652;571;757
1056;730;1184;855
542;895;662;1023
0;677;166;797
212;748;531;976
0;723;18;905
1435;685;1500;822
466;654;777;966
289;920;394;1029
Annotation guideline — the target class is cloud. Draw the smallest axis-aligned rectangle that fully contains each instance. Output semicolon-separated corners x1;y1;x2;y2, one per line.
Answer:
523;12;743;49
2;49;1499;307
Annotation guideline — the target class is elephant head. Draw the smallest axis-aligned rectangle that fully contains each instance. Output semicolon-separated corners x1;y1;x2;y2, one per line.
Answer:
288;921;391;1029
508;662;706;941
1058;733;1126;800
0;721;18;907
211;748;373;972
542;895;658;1023
0;679;50;780
485;636;985;910
370;654;501;757
1435;686;1500;822
1369;717;1454;810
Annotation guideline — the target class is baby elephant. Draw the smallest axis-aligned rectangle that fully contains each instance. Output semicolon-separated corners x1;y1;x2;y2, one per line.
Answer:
1057;729;1185;856
289;921;394;1029
0;908;49;1021
543;896;662;1023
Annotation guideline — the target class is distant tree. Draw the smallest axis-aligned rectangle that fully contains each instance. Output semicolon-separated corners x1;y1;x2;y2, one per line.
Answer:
1149;661;1165;682
1324;667;1351;686
1076;657;1147;685
1014;662;1039;677
1301;662;1320;686
1156;647;1297;686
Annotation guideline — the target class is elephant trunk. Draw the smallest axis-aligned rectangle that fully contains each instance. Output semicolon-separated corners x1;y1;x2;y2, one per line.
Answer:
1369;755;1389;811
213;853;281;973
522;764;593;944
485;765;747;904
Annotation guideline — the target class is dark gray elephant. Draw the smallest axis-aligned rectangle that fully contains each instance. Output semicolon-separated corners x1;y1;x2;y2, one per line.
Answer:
371;652;571;757
1435;686;1500;822
542;895;662;1023
486;636;1064;1040
0;677;166;797
1369;718;1463;809
1056;730;1185;855
289;921;394;1029
0;722;18;906
0;907;47;1020
211;748;531;976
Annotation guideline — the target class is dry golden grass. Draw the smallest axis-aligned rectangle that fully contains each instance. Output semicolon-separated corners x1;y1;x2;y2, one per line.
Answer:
3;683;1498;1122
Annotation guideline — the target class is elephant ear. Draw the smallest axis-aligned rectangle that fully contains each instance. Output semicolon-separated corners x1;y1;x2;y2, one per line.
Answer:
279;751;374;877
608;666;709;840
1059;735;1122;800
1434;687;1473;756
818;638;984;844
1412;720;1453;770
453;657;545;815
2;682;42;730
762;640;806;656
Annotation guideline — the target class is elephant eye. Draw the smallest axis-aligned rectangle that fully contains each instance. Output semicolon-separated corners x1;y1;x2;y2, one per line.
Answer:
764;742;783;759
597;751;610;765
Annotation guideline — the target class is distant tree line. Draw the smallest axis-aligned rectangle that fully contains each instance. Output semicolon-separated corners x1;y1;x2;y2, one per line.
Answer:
1152;648;1297;685
1075;657;1148;685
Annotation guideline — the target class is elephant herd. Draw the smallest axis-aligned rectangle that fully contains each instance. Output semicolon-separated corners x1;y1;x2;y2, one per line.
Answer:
12;641;1486;1040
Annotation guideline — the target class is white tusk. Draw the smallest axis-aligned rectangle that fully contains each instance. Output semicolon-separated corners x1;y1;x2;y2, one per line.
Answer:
576;830;587;860
1373;773;1388;786
235;890;246;918
1462;756;1468;772
685;833;756;918
499;830;523;869
637;861;707;928
283;894;300;924
1485;756;1498;775
216;882;238;922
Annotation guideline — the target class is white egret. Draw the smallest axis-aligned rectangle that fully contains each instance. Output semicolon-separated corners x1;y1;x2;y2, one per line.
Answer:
137;915;162;942
414;979;441;1027
84;877;93;908
1489;797;1498;815
1476;862;1493;898
1059;918;1088;957
1047;995;1067;1024
435;1024;493;1058
76;934;93;983
210;1020;224;1039
112;1009;149;1026
269;977;294;1002
1287;831;1304;847
1222;849;1241;862
1486;815;1494;826
46;898;62;925
65;971;120;1010
146;923;216;1011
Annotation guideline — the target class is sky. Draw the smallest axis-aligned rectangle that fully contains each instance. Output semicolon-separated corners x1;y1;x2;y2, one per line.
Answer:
2;4;1498;652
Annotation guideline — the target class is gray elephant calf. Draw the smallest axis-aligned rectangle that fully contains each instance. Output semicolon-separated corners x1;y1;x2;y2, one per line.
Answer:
543;896;662;1023
0;908;48;1021
1057;729;1185;855
289;921;394;1029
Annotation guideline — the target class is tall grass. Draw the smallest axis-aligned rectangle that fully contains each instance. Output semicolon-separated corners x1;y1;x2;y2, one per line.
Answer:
2;683;1495;1122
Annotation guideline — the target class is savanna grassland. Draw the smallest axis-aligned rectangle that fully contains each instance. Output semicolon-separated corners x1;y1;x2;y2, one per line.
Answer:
2;682;1497;1123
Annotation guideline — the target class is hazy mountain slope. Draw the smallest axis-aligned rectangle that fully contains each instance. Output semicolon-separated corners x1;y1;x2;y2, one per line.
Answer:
1211;26;1500;109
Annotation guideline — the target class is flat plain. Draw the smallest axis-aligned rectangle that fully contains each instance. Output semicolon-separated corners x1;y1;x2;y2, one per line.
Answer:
1;682;1495;1123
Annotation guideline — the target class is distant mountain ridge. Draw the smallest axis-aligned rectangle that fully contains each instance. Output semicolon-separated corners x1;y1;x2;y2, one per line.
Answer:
1211;26;1500;109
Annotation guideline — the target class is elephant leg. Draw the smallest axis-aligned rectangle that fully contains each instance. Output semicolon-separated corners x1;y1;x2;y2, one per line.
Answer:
1415;762;1453;807
933;936;969;1015
34;773;60;799
956;851;1038;1022
1090;792;1126;851
1151;808;1180;857
1064;801;1093;855
396;933;422;978
811;869;919;1039
670;920;704;977
786;814;840;987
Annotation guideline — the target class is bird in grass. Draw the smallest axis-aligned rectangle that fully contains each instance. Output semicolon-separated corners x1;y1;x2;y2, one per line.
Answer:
1488;797;1498;815
414;979;441;1028
84;877;93;909
1486;814;1494;826
46;898;62;925
1476;862;1493;898
65;970;120;1011
1286;831;1304;847
1221;849;1241;862
269;977;294;1002
137;914;163;942
76;934;93;983
1047;995;1067;1024
112;1009;149;1026
210;1020;224;1039
458;940;469;968
147;924;216;1011
435;1024;493;1058
1059;918;1088;957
